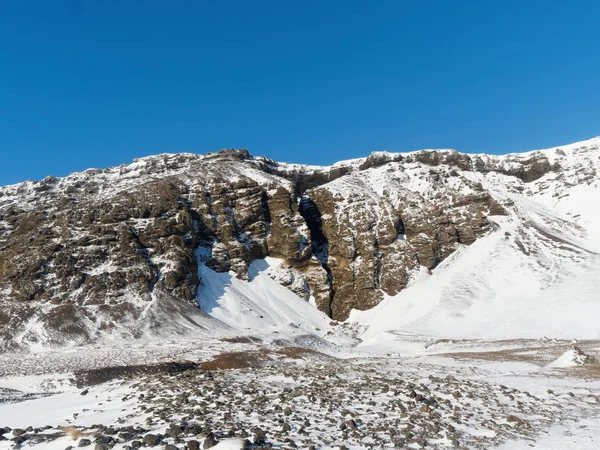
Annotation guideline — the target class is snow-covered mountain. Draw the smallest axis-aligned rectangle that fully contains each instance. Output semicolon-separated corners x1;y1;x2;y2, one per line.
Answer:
0;137;599;350
356;138;600;341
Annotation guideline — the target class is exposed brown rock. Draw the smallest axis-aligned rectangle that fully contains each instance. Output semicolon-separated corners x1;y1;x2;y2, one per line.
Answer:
0;145;548;346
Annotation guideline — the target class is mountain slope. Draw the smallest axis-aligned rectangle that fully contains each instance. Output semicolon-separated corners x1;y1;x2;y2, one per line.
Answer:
355;137;600;340
0;137;599;349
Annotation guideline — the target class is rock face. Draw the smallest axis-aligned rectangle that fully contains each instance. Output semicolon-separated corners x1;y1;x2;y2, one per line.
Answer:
301;168;499;320
1;139;597;349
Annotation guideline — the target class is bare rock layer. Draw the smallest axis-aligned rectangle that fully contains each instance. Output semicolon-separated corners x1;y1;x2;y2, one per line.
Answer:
1;141;589;349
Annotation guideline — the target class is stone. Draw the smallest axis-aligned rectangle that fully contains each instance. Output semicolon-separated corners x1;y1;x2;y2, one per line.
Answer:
165;425;182;438
186;440;199;450
202;433;218;449
143;434;161;446
12;436;28;445
118;432;134;441
506;415;524;425
253;428;267;445
94;436;112;445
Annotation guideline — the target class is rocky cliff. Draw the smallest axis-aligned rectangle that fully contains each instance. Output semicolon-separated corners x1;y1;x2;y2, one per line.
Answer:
1;138;598;350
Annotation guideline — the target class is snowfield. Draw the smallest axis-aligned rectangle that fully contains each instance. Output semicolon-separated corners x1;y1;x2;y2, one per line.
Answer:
1;137;600;449
1;335;599;450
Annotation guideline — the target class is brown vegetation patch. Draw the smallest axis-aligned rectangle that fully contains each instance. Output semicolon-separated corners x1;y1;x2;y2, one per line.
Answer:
561;364;600;380
74;346;319;385
438;347;562;366
199;350;270;370
220;336;263;344
74;361;199;388
200;346;317;370
273;346;316;359
438;340;600;368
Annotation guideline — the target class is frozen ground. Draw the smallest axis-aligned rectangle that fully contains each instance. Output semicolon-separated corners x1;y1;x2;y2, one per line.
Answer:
1;333;599;450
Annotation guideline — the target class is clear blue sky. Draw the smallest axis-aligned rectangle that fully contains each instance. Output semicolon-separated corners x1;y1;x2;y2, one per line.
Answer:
1;1;599;185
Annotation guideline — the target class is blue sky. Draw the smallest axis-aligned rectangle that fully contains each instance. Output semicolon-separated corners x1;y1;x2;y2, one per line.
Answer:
1;1;599;185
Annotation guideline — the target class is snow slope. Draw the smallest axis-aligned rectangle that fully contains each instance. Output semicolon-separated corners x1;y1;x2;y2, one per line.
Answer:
196;255;331;335
354;138;600;341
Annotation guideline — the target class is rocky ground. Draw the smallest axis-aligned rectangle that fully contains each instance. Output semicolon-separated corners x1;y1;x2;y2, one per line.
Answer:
1;336;599;450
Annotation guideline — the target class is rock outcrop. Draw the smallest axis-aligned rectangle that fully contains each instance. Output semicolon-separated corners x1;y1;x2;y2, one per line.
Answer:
2;138;596;349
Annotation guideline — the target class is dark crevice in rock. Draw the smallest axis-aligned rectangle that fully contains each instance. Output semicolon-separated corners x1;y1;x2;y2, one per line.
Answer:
299;198;327;247
204;191;219;231
299;197;334;317
374;236;382;290
287;194;296;216
396;216;406;237
293;174;331;196
260;190;272;238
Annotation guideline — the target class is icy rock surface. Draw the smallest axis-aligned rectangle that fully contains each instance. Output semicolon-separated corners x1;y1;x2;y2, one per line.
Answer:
0;137;599;348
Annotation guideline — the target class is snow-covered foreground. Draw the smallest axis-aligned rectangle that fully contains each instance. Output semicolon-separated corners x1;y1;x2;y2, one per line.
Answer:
1;333;599;450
